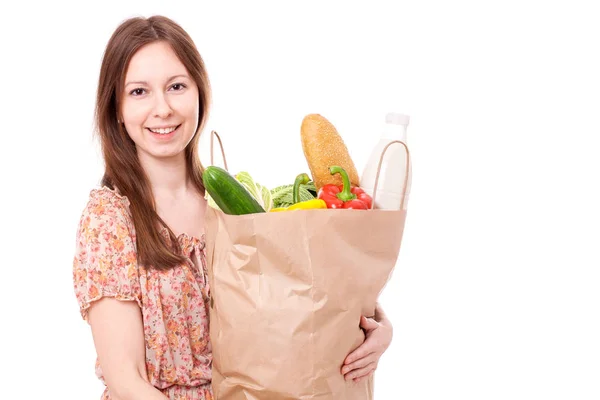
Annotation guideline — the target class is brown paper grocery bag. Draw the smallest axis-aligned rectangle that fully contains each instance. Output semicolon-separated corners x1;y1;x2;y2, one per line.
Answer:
205;131;410;399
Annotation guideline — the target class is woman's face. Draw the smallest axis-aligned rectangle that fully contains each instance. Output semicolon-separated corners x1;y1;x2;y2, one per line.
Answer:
120;41;200;162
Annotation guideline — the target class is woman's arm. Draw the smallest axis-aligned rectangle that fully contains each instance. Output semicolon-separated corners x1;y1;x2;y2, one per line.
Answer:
88;298;168;400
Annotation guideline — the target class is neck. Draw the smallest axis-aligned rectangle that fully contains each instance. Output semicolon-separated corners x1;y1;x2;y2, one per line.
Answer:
138;151;192;199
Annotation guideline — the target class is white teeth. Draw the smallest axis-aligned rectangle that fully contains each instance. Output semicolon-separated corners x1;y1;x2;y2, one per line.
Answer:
149;126;177;134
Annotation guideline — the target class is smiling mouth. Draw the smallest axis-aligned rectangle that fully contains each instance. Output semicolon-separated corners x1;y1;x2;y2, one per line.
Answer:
147;124;181;135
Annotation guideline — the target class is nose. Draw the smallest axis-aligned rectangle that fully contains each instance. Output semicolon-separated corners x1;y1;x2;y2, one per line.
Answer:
153;92;173;119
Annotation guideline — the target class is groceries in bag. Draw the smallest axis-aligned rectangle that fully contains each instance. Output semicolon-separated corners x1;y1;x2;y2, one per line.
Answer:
205;112;411;215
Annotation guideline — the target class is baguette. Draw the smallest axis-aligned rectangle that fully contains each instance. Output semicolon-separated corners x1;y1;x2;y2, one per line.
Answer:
300;114;359;190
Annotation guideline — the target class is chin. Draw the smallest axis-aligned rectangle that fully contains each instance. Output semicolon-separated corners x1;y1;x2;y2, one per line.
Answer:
144;143;186;160
155;149;186;159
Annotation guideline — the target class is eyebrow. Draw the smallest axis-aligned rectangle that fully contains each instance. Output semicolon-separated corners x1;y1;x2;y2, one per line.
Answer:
125;74;190;87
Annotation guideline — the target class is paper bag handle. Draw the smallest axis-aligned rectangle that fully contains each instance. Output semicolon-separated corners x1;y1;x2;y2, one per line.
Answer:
210;130;229;171
370;140;411;210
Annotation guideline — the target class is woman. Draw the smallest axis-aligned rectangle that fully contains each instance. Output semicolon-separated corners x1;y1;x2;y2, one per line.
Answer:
73;15;393;400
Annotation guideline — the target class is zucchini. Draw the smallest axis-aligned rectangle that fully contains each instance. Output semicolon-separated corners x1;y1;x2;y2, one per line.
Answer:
203;166;266;215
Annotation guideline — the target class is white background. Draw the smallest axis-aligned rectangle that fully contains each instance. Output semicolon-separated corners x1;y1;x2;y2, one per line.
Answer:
1;1;599;399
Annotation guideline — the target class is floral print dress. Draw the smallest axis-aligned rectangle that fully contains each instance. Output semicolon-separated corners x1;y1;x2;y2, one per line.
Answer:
72;186;213;400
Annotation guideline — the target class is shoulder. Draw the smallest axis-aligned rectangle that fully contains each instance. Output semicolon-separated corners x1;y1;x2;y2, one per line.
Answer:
79;185;133;229
87;185;131;213
75;185;137;252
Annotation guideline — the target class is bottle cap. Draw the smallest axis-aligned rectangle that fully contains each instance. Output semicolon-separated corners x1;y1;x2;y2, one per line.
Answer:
386;113;410;126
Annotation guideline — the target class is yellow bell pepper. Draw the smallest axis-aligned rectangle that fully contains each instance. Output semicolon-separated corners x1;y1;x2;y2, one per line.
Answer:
269;173;328;212
287;199;327;210
269;199;326;212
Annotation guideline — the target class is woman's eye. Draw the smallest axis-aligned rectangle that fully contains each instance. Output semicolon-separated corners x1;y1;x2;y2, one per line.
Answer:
170;83;186;91
130;88;146;96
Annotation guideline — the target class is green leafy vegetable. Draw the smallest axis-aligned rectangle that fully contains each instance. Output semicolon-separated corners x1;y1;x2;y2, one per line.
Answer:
270;180;317;209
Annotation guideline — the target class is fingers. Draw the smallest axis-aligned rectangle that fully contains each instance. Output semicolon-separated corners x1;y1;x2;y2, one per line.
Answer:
344;362;377;381
354;370;374;383
341;354;374;375
344;344;376;365
344;326;381;365
360;315;380;332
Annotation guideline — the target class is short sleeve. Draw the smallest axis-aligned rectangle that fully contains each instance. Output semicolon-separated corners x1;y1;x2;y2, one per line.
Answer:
72;189;142;322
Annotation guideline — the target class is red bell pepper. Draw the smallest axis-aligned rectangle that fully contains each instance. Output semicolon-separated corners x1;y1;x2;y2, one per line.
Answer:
317;165;373;210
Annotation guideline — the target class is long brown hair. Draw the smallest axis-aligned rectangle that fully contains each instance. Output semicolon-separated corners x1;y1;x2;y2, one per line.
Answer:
95;15;211;270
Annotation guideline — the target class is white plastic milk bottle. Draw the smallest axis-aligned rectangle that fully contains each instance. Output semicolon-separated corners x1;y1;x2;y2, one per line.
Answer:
360;113;412;210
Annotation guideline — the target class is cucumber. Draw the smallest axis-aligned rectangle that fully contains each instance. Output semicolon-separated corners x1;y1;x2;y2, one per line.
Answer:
203;166;266;215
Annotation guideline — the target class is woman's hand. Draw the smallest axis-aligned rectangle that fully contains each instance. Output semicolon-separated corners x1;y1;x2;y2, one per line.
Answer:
341;304;393;383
